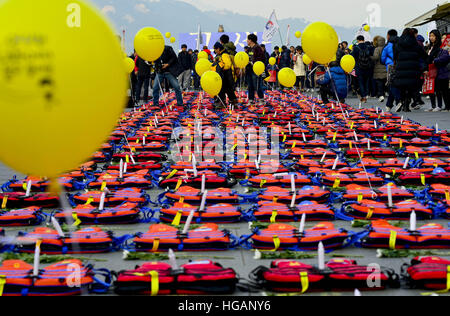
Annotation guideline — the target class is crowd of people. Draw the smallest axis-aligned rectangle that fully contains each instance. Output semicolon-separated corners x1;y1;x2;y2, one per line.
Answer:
129;28;450;112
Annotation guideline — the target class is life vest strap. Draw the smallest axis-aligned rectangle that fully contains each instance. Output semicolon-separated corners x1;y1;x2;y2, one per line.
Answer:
389;230;397;250
300;271;309;294
0;275;5;297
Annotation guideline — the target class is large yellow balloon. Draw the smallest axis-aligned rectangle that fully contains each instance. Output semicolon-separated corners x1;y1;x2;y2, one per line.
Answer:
0;0;127;178
124;57;135;73
302;22;339;65
201;71;222;97
253;61;265;76
195;58;212;76
198;51;208;60
269;57;276;66
303;54;312;65
234;52;249;69
278;67;296;88
340;55;356;73
134;27;165;62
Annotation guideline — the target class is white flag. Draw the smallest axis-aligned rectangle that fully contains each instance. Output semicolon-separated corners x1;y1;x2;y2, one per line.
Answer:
263;10;279;42
286;24;291;46
196;24;203;51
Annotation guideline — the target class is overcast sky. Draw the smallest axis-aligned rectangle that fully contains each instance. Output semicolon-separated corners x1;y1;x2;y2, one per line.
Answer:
178;0;445;29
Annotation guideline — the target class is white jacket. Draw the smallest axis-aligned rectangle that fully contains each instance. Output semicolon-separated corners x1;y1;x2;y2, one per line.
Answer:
293;53;306;77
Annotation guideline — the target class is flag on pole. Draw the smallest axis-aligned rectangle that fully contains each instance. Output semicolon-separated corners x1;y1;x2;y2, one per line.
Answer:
286;24;291;47
196;24;204;51
263;10;280;42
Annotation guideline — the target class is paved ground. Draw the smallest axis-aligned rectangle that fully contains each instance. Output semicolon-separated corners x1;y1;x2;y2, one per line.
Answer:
0;95;449;296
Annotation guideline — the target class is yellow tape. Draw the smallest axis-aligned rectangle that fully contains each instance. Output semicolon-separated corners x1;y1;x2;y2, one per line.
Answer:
151;238;160;252
300;272;309;294
333;178;341;189
366;207;374;220
357;193;363;203
72;212;82;227
415;152;419;160
389;230;397;250
283;135;287;142
349;141;352;149
149;271;159;296
179;197;184;204
0;275;5;297
291;142;296;149
271;235;280;252
445;190;450;203
383;134;387;141
84;196;94;206
270;211;278;223
332;132;337;142
260;179;267;188
22;182;27;191
232;144;238;150
172;210;183;226
392;169;396;176
421;174;426;186
166;169;178;180
1;196;7;209
175;179;183;191
399;140;403;149
100;181;107;192
125;155;129;163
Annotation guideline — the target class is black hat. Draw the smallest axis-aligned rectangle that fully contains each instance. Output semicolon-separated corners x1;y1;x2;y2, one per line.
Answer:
213;42;224;50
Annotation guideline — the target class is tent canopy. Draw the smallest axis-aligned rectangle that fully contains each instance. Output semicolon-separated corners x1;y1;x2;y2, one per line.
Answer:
405;2;450;27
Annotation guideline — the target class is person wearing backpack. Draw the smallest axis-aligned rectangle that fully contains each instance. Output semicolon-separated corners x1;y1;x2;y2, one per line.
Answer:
212;42;237;108
352;35;373;103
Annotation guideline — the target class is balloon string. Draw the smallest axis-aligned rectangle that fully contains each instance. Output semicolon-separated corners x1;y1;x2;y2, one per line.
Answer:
324;66;376;197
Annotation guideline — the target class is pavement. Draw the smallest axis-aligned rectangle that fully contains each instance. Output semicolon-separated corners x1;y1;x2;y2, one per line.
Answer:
0;95;449;297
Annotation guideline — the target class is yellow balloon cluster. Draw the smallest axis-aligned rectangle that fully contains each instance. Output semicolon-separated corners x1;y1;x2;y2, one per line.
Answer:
278;68;296;88
134;27;165;62
234;52;249;69
302;22;339;65
0;0;127;178
201;71;222;97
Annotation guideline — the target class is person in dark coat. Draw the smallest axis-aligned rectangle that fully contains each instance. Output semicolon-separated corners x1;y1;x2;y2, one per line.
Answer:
352;35;373;103
135;55;151;104
152;45;184;107
317;61;348;103
246;34;265;104
178;44;193;91
426;29;450;111
279;46;291;69
393;28;428;112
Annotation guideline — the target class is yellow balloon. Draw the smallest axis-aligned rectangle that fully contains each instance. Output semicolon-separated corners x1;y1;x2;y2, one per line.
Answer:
134;27;165;62
0;0;127;178
278;67;296;88
303;54;312;65
234;52;249;69
201;71;222;97
170;37;176;44
269;57;276;66
295;31;302;39
198;51;209;60
302;22;339;65
364;25;370;32
195;58;212;76
253;61;265;76
165;32;172;39
340;55;356;73
124;57;135;73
